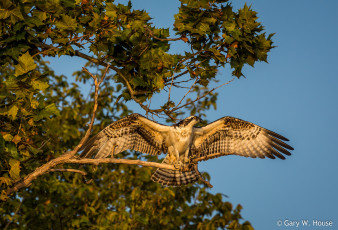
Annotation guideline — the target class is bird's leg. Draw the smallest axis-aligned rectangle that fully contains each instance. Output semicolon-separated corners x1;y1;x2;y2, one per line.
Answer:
171;147;183;170
167;146;178;165
176;148;191;171
109;145;115;158
184;148;190;164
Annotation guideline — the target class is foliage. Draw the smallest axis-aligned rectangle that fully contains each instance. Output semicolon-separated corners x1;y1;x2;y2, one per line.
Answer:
0;0;273;228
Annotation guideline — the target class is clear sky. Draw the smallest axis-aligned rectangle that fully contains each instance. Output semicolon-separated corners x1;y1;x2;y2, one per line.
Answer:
47;0;338;229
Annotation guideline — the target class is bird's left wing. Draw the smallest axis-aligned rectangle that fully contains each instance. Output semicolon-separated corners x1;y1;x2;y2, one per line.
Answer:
80;113;170;158
192;116;293;161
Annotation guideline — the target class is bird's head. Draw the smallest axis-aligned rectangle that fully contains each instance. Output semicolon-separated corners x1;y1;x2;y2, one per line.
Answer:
174;116;202;127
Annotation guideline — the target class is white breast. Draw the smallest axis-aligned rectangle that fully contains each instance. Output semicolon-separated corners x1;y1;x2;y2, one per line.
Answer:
171;127;193;154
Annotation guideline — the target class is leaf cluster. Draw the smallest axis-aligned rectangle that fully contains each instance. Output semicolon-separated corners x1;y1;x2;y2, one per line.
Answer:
1;154;253;229
0;0;273;228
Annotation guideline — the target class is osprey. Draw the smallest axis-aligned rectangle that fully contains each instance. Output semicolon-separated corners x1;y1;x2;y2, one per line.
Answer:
80;113;293;186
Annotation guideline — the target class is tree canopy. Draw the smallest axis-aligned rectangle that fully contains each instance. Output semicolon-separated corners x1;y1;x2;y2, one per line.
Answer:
0;0;273;228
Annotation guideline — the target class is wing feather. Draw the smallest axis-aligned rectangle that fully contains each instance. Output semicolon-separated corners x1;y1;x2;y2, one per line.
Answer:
192;116;293;161
80;113;169;158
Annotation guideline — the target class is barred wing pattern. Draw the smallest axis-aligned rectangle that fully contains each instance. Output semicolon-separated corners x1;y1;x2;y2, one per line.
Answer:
151;155;199;186
80;114;168;159
192;117;293;161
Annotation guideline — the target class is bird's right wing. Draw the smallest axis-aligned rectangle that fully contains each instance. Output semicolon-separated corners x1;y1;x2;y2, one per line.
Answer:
192;116;293;161
80;114;170;158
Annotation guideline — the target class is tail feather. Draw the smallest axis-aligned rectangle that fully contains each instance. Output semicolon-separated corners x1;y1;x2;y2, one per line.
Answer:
151;156;199;186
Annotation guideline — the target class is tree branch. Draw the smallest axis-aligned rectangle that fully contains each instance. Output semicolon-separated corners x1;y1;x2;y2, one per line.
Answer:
143;25;182;41
171;77;235;112
66;158;176;170
6;151;76;196
175;78;199;109
75;65;109;153
35;42;232;120
48;169;87;176
6;155;178;196
5;66;108;196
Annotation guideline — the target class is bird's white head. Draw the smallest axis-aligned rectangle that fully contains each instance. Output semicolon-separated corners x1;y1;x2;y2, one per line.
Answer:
174;116;202;128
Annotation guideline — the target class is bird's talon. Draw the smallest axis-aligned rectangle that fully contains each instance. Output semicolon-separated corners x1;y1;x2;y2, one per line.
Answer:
174;161;183;170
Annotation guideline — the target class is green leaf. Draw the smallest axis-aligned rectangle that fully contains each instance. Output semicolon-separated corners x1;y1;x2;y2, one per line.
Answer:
33;103;60;121
8;105;19;120
0;177;11;186
31;80;49;91
9;159;20;180
0;8;10;19
28;146;41;155
0;190;8;201
106;3;117;18
55;15;78;30
223;21;236;32
7;143;18;157
12;135;21;145
44;103;60;116
33;10;47;21
2;133;13;142
14;52;37;76
9;6;24;23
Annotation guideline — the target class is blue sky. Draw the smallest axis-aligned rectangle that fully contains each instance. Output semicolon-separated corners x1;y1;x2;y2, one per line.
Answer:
47;0;338;229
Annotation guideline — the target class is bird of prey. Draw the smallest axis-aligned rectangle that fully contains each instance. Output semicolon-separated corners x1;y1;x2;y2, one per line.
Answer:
80;113;293;186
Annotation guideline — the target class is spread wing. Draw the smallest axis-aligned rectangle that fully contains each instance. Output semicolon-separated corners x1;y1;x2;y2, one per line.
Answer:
192;116;293;161
80;113;170;158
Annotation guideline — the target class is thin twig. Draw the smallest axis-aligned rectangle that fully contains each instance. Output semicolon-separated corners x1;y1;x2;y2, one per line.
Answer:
76;65;109;152
164;70;189;84
139;46;149;56
172;78;235;112
144;25;182;41
168;71;175;103
175;78;199;108
33;34;92;57
37;42;231;120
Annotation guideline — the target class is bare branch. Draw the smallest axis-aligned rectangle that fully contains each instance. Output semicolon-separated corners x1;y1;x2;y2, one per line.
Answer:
144;25;182;41
6;154;178;196
48;169;87;176
6;66;109;196
171;78;235;112
33;34;93;57
37;42;232;120
167;71;175;103
66;158;176;170
74;66;109;153
71;50;165;116
164;70;189;84
175;78;199;108
6;151;76;196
